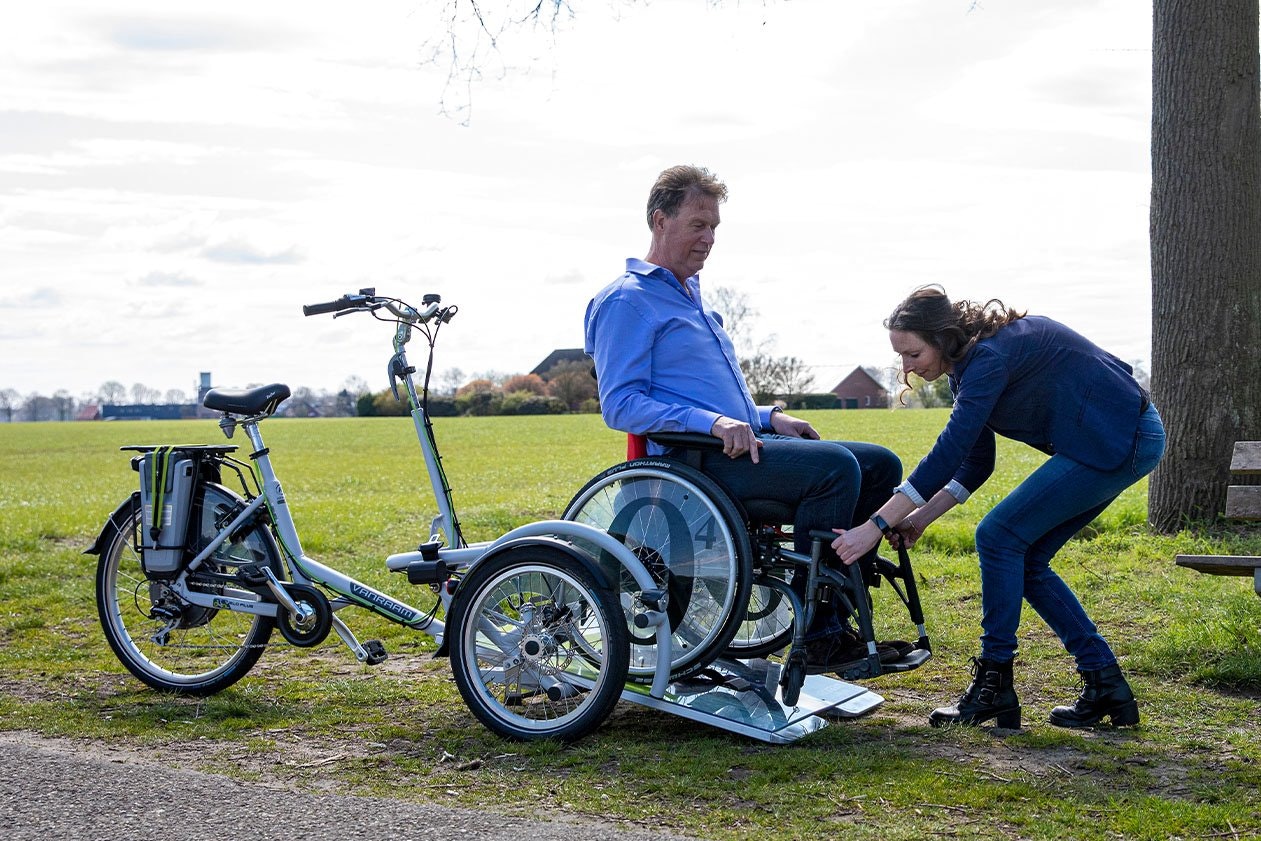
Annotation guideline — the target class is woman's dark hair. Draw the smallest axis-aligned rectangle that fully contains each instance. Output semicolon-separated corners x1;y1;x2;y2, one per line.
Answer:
884;285;1025;366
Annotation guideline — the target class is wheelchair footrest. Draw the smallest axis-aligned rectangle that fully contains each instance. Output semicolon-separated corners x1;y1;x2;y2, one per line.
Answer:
835;655;885;682
877;646;931;673
837;646;931;680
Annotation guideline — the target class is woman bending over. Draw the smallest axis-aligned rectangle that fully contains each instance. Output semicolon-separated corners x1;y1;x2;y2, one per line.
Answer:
833;285;1164;729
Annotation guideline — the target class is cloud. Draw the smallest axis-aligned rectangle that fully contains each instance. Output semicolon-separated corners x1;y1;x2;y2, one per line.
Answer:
543;270;585;286
137;270;201;287
100;17;283;53
0;287;60;309
201;239;303;265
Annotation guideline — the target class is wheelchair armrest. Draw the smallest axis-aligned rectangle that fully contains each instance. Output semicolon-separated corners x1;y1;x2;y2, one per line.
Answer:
646;431;723;451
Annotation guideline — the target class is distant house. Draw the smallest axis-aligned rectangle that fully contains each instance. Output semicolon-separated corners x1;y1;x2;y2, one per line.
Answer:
829;367;888;409
76;404;101;421
100;403;200;421
530;348;588;378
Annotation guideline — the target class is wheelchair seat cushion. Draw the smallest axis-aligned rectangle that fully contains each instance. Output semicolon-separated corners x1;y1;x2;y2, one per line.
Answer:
742;498;795;524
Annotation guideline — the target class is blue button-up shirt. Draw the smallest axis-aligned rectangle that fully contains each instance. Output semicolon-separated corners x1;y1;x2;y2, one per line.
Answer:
584;259;775;453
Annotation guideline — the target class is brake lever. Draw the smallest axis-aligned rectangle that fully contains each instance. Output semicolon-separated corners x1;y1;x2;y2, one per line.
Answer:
331;298;383;319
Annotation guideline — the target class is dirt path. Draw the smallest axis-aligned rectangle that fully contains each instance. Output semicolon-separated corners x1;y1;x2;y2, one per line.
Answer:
0;730;703;841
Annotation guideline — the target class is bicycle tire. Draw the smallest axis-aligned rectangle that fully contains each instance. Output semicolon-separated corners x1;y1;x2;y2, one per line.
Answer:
95;484;280;696
447;546;628;742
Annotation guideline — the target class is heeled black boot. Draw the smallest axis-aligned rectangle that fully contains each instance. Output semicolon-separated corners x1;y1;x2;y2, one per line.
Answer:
1049;663;1139;728
929;657;1021;729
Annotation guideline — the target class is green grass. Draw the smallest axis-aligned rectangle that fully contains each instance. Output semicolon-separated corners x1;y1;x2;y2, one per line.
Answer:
1;411;1259;840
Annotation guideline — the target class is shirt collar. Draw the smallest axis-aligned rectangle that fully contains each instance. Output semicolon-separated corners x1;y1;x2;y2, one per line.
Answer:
625;258;701;298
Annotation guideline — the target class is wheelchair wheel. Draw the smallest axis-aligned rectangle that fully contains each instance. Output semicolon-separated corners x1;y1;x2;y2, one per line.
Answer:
563;459;753;682
447;545;629;742
722;576;795;659
95;484;280;696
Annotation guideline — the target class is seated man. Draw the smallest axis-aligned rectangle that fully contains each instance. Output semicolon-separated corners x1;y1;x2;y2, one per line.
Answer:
584;164;904;673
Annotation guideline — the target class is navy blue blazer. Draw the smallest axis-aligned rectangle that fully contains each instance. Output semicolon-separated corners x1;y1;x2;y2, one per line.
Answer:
905;315;1148;500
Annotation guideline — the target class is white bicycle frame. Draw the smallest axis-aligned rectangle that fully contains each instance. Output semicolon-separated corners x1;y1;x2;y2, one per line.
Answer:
173;296;676;699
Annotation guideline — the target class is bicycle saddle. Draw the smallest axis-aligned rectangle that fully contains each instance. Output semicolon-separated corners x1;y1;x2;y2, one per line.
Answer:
203;383;292;416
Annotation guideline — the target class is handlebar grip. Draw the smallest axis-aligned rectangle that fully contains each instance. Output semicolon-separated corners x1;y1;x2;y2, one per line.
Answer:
302;296;352;316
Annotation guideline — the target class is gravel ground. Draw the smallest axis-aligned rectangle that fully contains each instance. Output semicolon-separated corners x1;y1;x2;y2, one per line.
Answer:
0;732;704;841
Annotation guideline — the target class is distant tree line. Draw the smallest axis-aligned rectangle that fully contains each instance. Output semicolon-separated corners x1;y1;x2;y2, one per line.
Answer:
357;360;600;418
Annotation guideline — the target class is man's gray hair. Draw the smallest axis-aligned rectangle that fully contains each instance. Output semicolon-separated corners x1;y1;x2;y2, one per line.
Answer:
645;165;728;229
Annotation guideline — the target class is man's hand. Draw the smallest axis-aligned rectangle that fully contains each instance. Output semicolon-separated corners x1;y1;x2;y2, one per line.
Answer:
769;410;820;440
710;416;763;463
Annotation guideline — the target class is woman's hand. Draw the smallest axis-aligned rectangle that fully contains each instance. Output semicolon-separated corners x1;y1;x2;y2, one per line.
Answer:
831;521;882;565
887;517;925;550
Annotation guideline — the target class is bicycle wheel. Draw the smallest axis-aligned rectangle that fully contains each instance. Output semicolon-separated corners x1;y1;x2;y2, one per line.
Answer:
447;545;628;742
95;484;280;695
563;460;752;682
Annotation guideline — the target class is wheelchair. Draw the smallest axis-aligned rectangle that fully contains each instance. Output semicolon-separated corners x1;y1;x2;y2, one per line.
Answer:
564;431;932;708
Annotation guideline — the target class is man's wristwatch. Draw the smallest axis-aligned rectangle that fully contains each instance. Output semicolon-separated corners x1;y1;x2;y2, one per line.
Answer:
869;513;890;534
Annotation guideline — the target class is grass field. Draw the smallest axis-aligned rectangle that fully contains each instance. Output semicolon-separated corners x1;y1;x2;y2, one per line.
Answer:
1;411;1259;840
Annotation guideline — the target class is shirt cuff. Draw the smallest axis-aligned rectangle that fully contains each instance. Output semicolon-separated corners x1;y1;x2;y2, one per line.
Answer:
894;480;926;507
945;480;971;504
688;408;722;436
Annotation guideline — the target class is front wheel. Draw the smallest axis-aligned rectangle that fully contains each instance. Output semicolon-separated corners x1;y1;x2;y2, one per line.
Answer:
95;485;281;695
447;545;629;741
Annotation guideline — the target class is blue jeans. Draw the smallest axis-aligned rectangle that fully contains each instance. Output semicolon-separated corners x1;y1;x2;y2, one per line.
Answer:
694;435;903;638
974;405;1166;670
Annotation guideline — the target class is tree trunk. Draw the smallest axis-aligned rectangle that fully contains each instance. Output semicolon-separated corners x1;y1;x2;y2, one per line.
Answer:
1149;0;1261;530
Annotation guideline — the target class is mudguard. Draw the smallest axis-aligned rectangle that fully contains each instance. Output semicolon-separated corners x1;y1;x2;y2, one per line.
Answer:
433;535;614;658
83;493;140;556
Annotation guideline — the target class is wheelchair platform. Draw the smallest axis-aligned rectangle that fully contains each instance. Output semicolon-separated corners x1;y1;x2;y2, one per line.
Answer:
618;657;884;744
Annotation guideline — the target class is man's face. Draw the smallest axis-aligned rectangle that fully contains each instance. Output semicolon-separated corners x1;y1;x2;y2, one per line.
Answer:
652;192;721;281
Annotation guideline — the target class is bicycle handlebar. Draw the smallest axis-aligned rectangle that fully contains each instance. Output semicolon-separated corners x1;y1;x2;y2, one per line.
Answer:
301;290;454;325
302;294;360;317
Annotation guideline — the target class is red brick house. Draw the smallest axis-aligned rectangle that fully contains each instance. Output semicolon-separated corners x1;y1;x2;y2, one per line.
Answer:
830;367;888;409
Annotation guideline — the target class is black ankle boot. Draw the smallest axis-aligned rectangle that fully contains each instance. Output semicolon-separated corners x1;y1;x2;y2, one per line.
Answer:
1049;663;1139;728
929;657;1021;729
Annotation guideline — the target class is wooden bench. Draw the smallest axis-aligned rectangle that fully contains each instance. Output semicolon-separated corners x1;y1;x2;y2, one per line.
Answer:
1175;441;1261;598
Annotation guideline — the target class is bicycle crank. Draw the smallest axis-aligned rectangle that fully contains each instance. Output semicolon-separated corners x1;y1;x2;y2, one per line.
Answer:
275;583;333;647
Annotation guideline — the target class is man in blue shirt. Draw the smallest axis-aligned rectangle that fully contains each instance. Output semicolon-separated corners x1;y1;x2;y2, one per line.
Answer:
584;164;904;672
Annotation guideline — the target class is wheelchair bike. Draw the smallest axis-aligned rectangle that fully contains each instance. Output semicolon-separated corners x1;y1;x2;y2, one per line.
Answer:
564;431;933;716
89;288;930;745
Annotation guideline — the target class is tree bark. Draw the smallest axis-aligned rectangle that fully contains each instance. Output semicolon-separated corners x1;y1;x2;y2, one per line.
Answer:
1149;0;1261;529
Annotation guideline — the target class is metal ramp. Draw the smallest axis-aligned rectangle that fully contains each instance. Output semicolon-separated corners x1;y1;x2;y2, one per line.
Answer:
618;656;884;744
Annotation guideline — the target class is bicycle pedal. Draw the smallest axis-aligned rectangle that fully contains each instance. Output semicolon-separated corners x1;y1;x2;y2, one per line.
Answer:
236;564;269;587
362;640;388;665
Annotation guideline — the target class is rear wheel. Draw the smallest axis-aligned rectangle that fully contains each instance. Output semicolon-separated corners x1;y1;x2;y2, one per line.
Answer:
447;546;629;741
95;484;280;695
722;576;795;659
563;460;752;682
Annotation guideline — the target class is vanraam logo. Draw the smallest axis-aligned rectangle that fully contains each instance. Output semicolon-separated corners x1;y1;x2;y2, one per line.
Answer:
349;582;418;622
212;597;236;610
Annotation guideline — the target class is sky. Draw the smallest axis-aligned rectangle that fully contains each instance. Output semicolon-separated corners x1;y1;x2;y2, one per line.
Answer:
0;0;1153;401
